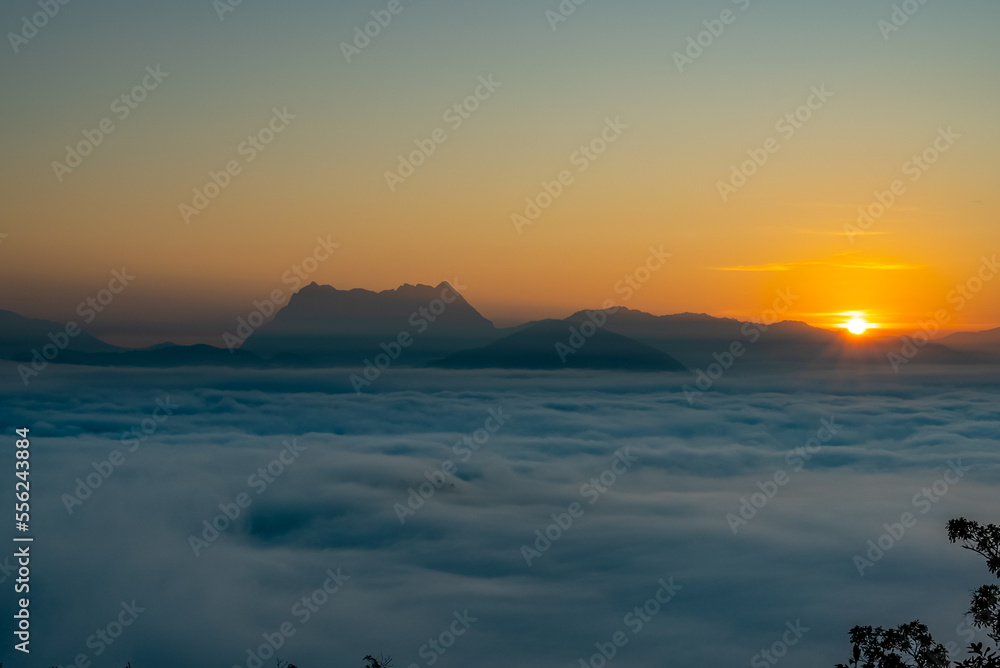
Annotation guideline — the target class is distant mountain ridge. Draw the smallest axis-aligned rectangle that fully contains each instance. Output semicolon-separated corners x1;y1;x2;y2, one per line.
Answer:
0;309;120;357
940;327;1000;351
16;344;265;368
562;307;967;369
240;281;500;362
1;284;999;371
433;319;687;371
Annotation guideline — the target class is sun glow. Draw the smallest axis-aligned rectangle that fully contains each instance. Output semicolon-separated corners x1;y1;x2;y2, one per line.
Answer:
840;312;877;336
847;317;869;335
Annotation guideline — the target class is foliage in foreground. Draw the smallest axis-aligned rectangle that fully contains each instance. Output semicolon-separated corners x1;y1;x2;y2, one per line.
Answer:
836;518;1000;668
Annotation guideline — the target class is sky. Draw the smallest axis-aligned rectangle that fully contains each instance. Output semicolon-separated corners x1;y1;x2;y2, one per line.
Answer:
1;0;998;345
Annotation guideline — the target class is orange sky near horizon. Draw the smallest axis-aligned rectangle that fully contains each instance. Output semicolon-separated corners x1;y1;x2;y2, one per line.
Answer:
1;1;997;345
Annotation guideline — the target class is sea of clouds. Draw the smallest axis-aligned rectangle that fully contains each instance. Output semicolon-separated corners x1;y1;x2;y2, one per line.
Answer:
0;362;998;668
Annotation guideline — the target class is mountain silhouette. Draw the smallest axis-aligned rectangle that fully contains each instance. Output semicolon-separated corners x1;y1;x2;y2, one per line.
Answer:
25;344;265;368
940;326;1000;354
432;319;687;371
563;307;970;369
2;287;997;371
240;281;500;363
0;309;120;357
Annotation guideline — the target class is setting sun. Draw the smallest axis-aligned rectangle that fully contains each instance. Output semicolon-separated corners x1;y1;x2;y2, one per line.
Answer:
847;318;869;335
844;314;872;335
